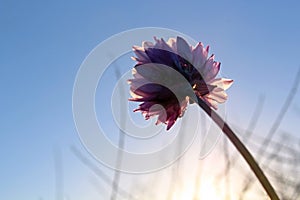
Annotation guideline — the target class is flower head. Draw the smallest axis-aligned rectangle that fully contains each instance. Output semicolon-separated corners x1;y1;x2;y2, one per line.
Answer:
128;36;233;130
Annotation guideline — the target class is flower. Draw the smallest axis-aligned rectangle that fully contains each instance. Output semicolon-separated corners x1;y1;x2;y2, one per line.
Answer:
128;36;233;130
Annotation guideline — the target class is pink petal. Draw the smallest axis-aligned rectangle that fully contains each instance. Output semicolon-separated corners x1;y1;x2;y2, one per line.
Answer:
192;42;207;68
208;78;234;90
167;38;177;51
179;97;189;117
142;41;154;48
202;54;215;78
128;77;148;86
206;89;228;103
131;68;144;79
153;37;174;53
132;46;150;63
202;97;218;110
156;110;167;125
205;61;221;82
166;115;176;130
134;64;163;81
129;89;143;99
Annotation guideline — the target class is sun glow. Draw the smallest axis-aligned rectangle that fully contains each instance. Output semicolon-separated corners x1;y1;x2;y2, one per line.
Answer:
172;180;221;200
198;181;221;200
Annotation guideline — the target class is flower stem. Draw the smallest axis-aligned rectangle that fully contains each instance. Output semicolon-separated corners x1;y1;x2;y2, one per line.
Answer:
196;96;279;200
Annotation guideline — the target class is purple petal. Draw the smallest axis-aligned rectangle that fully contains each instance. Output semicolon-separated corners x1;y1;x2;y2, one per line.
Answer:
176;36;192;62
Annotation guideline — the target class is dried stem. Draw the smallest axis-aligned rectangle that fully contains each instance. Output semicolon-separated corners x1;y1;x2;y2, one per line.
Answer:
240;67;300;197
71;146;137;200
53;146;64;200
110;67;126;200
196;96;279;200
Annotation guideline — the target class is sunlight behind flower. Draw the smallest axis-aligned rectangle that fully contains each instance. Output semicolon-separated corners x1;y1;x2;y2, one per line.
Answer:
171;180;221;200
198;181;222;200
171;185;193;200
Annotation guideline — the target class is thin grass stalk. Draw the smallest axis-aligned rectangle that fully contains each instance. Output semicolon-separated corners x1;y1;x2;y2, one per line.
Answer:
196;96;279;200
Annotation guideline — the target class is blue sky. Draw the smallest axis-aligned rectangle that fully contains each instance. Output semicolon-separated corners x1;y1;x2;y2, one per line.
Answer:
1;0;300;199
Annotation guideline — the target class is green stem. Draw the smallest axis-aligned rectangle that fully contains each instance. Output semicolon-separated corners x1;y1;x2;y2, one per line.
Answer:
196;96;279;200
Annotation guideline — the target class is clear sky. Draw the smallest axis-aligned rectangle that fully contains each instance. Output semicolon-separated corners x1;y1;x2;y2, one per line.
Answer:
1;0;300;199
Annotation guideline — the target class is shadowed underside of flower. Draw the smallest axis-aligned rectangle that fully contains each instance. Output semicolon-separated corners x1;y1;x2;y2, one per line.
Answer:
128;36;233;130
